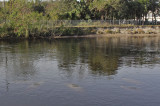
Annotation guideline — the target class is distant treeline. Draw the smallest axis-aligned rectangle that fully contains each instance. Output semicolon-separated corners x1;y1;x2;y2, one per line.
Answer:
0;0;160;38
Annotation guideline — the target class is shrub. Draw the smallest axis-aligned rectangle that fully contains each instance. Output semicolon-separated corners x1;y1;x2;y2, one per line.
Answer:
0;25;9;37
137;28;145;34
91;29;97;34
132;29;138;34
146;30;157;34
78;22;90;26
105;29;113;34
96;29;105;34
127;29;132;34
115;29;121;33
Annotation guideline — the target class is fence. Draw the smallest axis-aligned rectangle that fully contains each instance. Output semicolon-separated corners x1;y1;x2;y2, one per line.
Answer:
1;20;159;28
38;20;141;28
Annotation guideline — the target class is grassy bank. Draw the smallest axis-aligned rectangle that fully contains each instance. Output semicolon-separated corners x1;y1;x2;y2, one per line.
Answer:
0;25;160;40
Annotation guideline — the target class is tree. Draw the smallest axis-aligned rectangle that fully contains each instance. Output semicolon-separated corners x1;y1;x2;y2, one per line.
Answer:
148;0;160;24
7;0;44;38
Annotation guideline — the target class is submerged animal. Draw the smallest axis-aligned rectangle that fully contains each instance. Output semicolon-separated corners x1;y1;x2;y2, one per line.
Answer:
67;84;83;92
122;78;141;85
120;86;137;91
28;81;44;89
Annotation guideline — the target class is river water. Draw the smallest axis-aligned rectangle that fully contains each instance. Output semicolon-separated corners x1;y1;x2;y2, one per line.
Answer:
0;36;160;106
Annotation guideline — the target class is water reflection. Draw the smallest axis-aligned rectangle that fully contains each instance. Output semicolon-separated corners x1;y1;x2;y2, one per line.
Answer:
0;37;160;106
0;37;160;80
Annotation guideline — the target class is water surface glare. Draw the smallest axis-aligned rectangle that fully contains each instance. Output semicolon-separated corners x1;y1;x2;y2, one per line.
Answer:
0;37;160;106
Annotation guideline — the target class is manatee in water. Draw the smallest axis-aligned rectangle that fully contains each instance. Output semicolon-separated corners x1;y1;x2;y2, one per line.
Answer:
67;84;83;92
120;86;138;91
122;78;141;85
9;81;44;94
11;80;35;85
27;81;44;89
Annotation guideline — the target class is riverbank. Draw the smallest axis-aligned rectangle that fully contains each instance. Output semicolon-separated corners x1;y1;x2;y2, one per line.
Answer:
53;34;160;39
0;34;159;40
0;25;160;40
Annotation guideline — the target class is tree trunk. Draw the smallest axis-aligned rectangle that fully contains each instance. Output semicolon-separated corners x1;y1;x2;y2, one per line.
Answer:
154;13;157;25
113;16;114;25
101;15;104;20
25;28;29;38
142;14;145;25
152;12;154;25
105;12;107;20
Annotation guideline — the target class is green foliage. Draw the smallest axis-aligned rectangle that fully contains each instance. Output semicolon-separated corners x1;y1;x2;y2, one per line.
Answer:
0;0;46;38
0;0;160;38
137;28;145;34
105;29;113;34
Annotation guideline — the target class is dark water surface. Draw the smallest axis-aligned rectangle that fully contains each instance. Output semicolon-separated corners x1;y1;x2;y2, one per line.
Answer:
0;36;160;106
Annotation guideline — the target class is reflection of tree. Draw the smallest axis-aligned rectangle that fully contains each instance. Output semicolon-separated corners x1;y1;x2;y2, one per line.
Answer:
0;40;39;81
88;54;118;75
57;40;79;65
78;38;120;76
53;38;120;76
0;36;160;79
53;39;80;75
119;37;160;67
